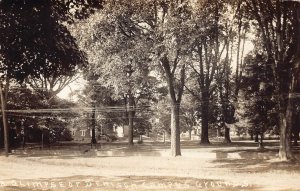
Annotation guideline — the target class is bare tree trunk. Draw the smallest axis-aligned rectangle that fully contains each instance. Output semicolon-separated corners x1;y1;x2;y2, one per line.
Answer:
0;123;3;148
224;127;231;143
219;35;232;144
22;121;26;149
258;132;264;149
293;130;299;146
279;3;300;160
22;129;26;149
278;89;293;160
200;93;210;144
292;112;299;146
293;4;300;148
255;133;259;143
280;58;298;160
160;56;185;156
0;83;9;157
91;103;97;145
128;93;134;146
41;130;44;150
279;110;293;160
170;103;181;156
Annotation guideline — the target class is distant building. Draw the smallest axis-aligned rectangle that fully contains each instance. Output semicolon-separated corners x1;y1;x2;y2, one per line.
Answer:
116;125;126;137
70;125;125;142
71;127;95;141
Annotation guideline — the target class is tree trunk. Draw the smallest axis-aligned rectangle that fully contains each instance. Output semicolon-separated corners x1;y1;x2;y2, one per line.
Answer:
279;113;292;160
255;133;259;143
138;135;143;144
0;123;3;148
0;83;9;156
170;103;181;156
294;3;300;146
160;55;185;156
293;131;299;146
250;133;254;140
41;130;44;150
217;127;221;137
224;127;231;143
279;33;299;160
292;113;299;146
22;125;26;149
189;129;192;140
278;0;300;161
128;94;134;146
200;98;210;144
91;103;97;144
258;132;264;149
279;98;293;160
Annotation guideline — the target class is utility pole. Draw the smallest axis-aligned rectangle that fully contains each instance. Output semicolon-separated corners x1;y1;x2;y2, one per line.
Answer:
0;83;9;157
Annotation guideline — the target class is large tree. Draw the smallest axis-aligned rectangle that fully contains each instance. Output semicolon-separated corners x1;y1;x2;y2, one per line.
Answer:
148;0;192;156
0;0;103;155
244;0;299;161
72;0;191;155
185;0;229;144
0;0;103;82
70;1;156;146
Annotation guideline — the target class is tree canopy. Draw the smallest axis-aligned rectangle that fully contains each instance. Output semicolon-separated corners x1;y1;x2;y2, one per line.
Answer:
0;0;103;82
1;0;300;162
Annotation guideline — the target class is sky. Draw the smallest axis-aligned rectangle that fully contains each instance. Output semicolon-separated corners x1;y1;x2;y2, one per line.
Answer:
57;77;87;100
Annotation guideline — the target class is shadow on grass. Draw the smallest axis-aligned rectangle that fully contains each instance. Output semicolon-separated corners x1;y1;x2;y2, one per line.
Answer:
212;147;300;173
180;140;280;150
5;140;299;162
11;144;163;159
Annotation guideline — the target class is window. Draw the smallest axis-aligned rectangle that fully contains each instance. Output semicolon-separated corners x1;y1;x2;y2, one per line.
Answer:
81;130;86;137
72;130;76;136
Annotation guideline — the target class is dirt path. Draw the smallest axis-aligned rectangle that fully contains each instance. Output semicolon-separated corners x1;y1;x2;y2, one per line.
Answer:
0;141;300;191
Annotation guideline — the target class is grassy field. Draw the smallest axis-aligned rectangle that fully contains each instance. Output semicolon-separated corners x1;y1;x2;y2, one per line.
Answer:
0;140;300;191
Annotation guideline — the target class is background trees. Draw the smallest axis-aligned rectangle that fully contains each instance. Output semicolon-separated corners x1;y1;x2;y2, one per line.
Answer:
69;0;299;159
244;0;299;160
0;0;102;154
72;0;192;155
186;0;243;144
0;0;299;162
242;52;277;146
186;0;224;144
0;85;76;149
70;1;157;146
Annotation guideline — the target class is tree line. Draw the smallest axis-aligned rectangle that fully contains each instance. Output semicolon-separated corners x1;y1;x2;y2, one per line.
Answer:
0;0;299;161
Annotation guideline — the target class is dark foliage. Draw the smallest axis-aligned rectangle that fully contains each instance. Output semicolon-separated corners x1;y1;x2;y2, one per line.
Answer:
242;53;278;137
0;0;103;82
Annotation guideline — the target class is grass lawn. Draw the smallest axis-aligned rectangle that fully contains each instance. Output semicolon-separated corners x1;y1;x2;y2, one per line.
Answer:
0;140;300;191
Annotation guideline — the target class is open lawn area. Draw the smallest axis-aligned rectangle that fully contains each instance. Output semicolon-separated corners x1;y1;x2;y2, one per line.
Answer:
1;140;300;191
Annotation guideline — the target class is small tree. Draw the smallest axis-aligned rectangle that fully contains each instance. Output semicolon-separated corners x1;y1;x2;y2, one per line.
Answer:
242;52;277;146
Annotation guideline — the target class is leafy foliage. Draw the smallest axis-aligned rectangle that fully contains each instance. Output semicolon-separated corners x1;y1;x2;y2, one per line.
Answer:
3;85;77;146
0;0;104;82
242;52;278;137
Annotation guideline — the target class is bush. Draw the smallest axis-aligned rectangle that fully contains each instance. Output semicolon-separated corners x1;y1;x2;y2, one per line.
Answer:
49;127;73;142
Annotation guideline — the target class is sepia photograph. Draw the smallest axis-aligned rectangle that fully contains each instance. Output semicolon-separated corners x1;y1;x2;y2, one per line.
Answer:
0;0;300;190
